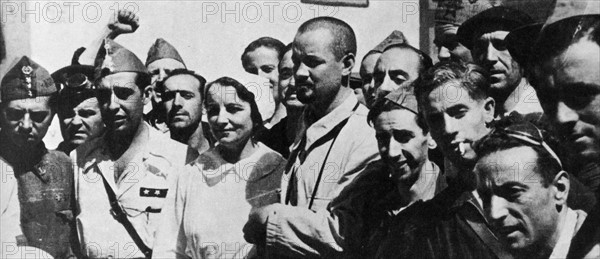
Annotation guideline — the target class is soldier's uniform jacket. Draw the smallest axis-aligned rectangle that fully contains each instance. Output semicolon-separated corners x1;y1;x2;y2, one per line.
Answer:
0;142;74;258
72;122;187;258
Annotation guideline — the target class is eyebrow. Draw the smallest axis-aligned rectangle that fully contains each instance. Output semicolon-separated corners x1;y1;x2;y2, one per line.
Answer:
388;69;410;79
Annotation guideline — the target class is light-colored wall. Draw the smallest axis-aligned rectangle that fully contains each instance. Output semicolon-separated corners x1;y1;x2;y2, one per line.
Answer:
2;0;421;80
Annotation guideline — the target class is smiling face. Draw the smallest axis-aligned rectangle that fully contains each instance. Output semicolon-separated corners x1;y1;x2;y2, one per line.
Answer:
279;49;304;109
472;31;523;98
535;39;600;163
374;108;431;183
292;28;349;107
476;147;566;254
0;97;54;148
243;46;281;104
161;74;203;130
58;96;104;146
422;82;495;166
97;72;147;138
206;83;254;149
373;47;421;99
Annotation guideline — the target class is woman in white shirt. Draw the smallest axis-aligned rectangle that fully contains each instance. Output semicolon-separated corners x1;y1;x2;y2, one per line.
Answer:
153;76;287;259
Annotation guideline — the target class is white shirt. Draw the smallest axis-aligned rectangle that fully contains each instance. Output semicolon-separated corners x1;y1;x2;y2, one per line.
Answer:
152;143;286;259
73;122;188;258
0;157;22;255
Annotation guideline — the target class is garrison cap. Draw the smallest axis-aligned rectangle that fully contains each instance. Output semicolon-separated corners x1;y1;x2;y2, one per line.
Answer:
145;38;186;67
94;38;148;81
1;56;56;102
385;89;419;115
457;6;534;50
369;30;408;55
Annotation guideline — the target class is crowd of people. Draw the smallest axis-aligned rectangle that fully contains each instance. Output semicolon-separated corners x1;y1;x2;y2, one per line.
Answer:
0;0;599;258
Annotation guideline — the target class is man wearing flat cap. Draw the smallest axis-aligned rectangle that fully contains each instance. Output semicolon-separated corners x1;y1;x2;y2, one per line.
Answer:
0;56;74;258
458;6;543;117
434;0;493;63
72;39;188;258
504;1;600;257
145;38;187;133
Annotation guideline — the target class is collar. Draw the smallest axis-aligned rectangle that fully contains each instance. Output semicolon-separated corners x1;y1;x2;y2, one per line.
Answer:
196;143;277;186
502;79;543;116
550;208;587;258
297;94;361;152
80;122;153;173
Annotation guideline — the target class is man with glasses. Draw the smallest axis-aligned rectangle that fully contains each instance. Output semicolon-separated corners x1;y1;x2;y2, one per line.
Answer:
0;56;73;258
474;117;587;258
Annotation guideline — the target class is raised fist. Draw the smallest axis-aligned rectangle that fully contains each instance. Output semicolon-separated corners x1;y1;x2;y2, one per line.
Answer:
108;9;139;37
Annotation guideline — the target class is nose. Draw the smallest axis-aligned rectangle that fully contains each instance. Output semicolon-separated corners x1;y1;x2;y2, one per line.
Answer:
173;92;184;107
554;101;579;126
443;114;458;136
484;43;499;64
20;113;33;133
294;63;309;82
489;195;509;221
377;74;397;95
71;114;83;126
387;140;404;159
438;46;451;61
216;108;229;126
106;90;120;113
157;69;168;82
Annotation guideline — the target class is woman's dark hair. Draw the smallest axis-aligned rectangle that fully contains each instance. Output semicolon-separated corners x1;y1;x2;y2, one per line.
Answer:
241;37;286;69
204;76;264;138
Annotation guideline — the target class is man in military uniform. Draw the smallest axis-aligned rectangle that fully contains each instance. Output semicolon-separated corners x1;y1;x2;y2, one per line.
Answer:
144;38;187;132
72;39;187;258
0;56;73;258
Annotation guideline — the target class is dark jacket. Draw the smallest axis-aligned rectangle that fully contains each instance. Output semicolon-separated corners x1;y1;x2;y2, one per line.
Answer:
372;185;509;259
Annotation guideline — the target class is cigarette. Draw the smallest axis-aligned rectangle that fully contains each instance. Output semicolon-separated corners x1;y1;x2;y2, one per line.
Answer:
459;142;466;156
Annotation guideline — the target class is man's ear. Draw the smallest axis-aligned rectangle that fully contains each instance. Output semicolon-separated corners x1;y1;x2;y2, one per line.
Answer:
143;85;153;106
426;133;437;150
341;53;355;77
482;96;495;123
552;170;570;206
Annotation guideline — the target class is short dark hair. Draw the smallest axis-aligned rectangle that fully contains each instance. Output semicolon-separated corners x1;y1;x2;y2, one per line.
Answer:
417;61;490;110
367;98;429;133
474;115;563;186
533;15;600;65
297;17;357;61
204;77;263;136
241;37;286;69
158;69;207;95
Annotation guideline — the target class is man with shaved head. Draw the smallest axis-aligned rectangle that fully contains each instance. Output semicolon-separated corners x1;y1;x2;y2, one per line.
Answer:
244;16;379;257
